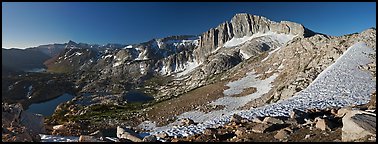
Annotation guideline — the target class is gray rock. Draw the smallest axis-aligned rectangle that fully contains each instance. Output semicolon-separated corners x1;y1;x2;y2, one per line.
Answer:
230;114;243;124
235;127;247;137
155;132;169;139
274;129;291;140
143;135;157;142
342;110;376;142
20;112;46;135
251;123;271;133
180;118;195;126
314;117;331;131
2;103;43;142
262;117;284;125
78;135;102;142
204;128;218;136
116;126;143;142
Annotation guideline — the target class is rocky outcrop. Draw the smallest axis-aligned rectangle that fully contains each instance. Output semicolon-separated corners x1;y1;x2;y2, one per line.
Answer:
116;126;143;142
2;103;46;142
341;109;376;142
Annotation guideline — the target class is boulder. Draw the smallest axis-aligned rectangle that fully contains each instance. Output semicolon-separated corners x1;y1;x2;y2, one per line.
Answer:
290;109;306;119
19;112;46;138
262;117;284;125
230;114;243;124
11;132;34;142
336;107;352;117
2;103;44;142
314;117;331;131
181;118;195;126
89;130;103;138
274;129;291;140
235;127;247;137
155;132;169;139
204;128;218;136
143;135;157;142
251;123;271;133
251;117;263;123
116;126;143;142
78;135;102;142
53;125;65;131
341;110;376;142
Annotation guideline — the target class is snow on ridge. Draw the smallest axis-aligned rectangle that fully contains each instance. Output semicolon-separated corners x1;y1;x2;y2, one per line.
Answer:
225;31;296;61
175;59;200;77
223;31;296;48
125;45;133;49
27;85;33;99
102;54;113;59
261;44;284;62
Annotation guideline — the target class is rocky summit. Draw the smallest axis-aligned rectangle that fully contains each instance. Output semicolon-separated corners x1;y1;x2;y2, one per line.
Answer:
2;12;376;142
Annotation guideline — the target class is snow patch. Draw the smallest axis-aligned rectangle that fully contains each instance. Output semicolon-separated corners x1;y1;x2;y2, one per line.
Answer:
102;54;113;59
26;85;33;99
224;31;295;48
75;52;83;56
261;44;284;62
175;59;200;77
113;61;122;67
40;134;79;142
125;45;133;49
239;50;251;59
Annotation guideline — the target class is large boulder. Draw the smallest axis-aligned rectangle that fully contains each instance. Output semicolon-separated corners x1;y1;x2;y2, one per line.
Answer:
20;112;46;135
116;126;143;142
314;117;331;131
262;117;284;125
78;135;103;142
2;103;45;142
341;110;376;142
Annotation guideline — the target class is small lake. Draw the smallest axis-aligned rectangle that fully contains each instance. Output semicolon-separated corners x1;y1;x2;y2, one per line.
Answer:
123;91;154;103
26;93;74;116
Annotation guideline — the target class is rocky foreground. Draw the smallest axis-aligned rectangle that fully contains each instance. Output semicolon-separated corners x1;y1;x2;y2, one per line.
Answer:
3;93;375;142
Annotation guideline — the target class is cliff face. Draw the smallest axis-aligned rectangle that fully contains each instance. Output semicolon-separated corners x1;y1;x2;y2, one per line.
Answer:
194;13;314;62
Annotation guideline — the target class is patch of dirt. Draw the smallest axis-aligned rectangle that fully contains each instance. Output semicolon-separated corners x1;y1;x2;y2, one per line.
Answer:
146;81;227;126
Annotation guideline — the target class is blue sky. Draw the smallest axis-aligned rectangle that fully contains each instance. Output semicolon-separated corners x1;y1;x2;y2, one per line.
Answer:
2;2;376;48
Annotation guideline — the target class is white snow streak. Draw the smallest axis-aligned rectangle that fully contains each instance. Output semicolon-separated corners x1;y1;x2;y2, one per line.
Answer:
40;134;79;142
223;31;295;48
175;60;200;77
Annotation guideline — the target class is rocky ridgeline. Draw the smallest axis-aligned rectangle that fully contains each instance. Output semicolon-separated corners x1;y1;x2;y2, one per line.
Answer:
194;13;315;62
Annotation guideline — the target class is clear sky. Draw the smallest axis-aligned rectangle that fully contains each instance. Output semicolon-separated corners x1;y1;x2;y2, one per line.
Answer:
2;2;376;49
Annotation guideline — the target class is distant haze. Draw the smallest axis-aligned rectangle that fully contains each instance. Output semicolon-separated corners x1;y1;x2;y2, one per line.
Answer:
2;2;376;49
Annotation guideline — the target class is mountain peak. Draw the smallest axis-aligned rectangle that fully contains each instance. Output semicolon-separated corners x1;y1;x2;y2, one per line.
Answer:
67;40;77;45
